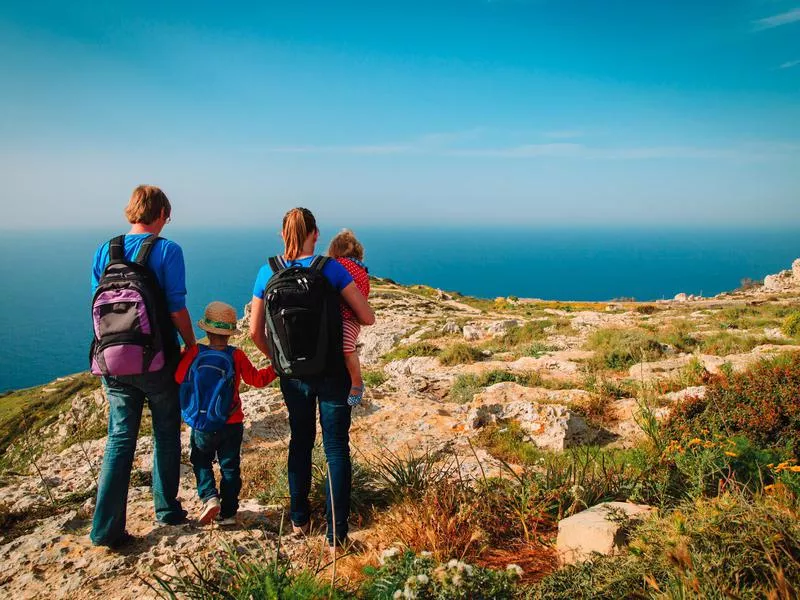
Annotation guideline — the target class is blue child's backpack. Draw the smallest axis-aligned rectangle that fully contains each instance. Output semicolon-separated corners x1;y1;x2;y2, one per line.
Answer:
179;345;236;433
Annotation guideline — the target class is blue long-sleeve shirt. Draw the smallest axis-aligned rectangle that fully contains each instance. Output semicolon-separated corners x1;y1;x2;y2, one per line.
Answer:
91;234;187;312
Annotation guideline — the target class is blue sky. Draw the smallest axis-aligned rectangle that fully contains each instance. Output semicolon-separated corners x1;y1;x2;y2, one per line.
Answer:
0;0;798;228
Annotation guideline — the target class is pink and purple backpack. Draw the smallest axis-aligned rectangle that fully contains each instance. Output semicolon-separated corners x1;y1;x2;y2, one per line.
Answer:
89;235;174;377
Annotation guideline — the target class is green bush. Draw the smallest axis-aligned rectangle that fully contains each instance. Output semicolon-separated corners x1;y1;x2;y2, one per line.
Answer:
363;369;388;387
530;491;800;599
656;319;699;353
361;551;523;600
782;312;800;337
663;352;800;455
586;328;665;370
501;321;551;346
153;546;351;599
699;331;770;356
439;343;485;366
383;342;441;362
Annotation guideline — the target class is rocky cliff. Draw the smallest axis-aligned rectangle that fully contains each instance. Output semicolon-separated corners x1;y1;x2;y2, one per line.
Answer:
1;259;800;598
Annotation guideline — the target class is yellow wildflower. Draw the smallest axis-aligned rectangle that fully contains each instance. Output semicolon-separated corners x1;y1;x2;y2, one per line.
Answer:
687;438;702;447
724;451;738;458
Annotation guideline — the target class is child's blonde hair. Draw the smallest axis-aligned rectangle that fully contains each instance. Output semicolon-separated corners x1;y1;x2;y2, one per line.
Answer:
328;229;364;261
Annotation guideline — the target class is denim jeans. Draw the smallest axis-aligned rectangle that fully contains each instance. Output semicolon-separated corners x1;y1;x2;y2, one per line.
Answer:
90;368;186;546
280;373;351;545
190;422;244;518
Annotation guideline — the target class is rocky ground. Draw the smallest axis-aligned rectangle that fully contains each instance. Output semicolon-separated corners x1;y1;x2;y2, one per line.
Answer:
2;259;800;598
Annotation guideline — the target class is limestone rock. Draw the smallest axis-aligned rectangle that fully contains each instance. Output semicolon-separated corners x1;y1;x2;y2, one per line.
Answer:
763;270;794;291
673;293;688;302
441;321;461;334
794;258;800;281
462;325;483;341
486;320;522;336
467;383;594;451
557;502;656;564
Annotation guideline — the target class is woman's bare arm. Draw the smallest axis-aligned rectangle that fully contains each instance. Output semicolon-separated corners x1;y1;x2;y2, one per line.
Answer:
248;296;272;357
341;282;375;326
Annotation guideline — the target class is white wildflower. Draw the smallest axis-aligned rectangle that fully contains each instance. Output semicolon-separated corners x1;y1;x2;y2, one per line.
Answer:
402;587;416;600
393;591;402;599
506;564;524;577
420;551;433;558
451;574;463;587
447;558;459;569
464;564;474;576
416;574;429;585
380;547;401;565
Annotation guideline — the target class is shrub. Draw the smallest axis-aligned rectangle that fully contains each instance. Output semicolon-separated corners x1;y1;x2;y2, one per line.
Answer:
501;321;551;346
449;374;482;404
152;545;351;599
530;491;800;599
368;447;455;502
663;352;800;455
656;319;698;353
635;305;658;315
475;420;544;466
383;342;441;362
699;331;770;356
361;551;523;600
363;369;388;387
439;343;485;366
521;342;553;358
783;312;800;337
586;328;664;370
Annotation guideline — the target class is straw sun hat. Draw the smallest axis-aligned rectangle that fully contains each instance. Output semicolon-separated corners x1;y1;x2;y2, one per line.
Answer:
197;301;241;336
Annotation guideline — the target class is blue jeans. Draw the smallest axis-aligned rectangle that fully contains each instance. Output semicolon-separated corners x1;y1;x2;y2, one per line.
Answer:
90;369;186;546
190;422;244;518
281;374;351;545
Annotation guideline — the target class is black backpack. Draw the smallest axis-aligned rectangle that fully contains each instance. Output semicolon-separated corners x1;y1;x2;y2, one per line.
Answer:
264;255;344;378
89;235;177;377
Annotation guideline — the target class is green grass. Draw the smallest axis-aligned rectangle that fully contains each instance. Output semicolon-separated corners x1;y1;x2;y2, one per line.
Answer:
585;328;665;370
0;373;100;465
439;343;486;366
475;420;546;465
382;342;441;361
447;370;536;404
362;369;388;387
699;331;774;356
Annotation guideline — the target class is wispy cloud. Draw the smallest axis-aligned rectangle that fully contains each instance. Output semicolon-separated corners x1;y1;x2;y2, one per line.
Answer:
542;130;584;139
264;138;800;161
779;59;800;69
753;8;800;30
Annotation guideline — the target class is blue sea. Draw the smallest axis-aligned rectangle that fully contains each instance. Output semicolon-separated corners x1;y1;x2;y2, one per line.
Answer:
1;226;798;392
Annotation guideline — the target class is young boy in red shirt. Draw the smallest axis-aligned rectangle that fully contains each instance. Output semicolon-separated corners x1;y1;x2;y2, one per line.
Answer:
175;301;276;525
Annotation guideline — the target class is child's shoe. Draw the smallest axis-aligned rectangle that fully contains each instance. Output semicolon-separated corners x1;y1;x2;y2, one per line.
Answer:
198;497;221;525
216;513;237;526
347;385;364;407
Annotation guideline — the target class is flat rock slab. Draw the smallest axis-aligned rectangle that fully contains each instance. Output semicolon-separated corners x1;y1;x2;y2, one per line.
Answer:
557;501;655;565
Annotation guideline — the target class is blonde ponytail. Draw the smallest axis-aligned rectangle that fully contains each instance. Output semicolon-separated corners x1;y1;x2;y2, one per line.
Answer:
282;207;317;260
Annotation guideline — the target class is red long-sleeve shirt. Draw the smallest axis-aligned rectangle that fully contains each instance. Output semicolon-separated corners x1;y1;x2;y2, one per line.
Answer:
175;345;276;424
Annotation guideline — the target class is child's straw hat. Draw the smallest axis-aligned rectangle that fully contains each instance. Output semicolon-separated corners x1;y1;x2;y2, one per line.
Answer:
197;301;240;336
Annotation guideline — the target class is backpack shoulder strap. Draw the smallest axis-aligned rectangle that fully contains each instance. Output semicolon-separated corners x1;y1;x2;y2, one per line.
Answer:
133;235;160;266
108;235;126;264
309;255;329;272
268;255;288;273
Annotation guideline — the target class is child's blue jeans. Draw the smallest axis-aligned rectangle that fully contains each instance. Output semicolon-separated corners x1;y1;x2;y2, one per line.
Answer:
190;422;244;518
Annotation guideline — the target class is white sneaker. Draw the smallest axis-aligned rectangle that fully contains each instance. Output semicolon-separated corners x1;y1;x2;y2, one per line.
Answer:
216;514;237;526
198;497;221;525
